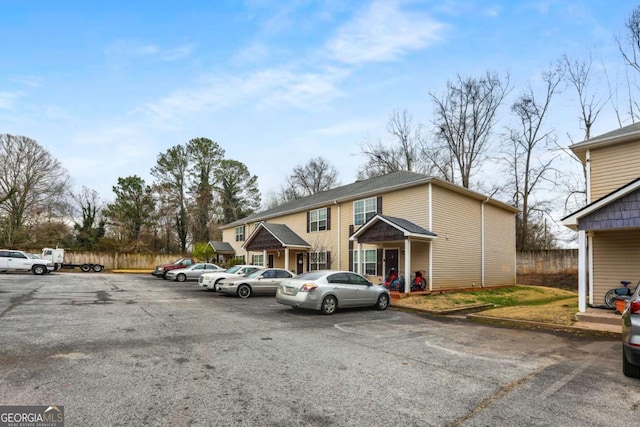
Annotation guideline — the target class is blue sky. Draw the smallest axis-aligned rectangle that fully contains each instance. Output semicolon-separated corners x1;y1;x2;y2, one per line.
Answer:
0;0;633;208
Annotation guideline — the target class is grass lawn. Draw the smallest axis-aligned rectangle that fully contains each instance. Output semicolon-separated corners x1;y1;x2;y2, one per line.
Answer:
394;285;579;326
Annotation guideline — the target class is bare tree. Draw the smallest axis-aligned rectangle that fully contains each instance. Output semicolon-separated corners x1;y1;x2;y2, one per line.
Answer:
430;71;510;188
71;187;105;250
151;145;190;252
503;66;562;250
615;5;640;122
282;157;339;201
0;134;71;247
617;5;640;74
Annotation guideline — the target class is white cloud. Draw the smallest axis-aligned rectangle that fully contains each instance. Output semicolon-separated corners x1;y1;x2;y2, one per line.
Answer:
326;0;448;65
105;40;194;62
0;91;21;110
138;66;348;126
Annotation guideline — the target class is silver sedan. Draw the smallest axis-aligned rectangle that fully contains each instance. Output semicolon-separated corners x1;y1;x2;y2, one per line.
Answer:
622;282;640;378
217;268;296;298
276;270;390;315
165;263;225;282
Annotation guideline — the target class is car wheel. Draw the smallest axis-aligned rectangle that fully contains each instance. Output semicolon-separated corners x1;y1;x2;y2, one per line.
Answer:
375;294;390;310
237;284;251;299
623;349;640;378
32;265;45;275
321;295;337;315
177;273;187;282
80;264;91;272
93;264;103;272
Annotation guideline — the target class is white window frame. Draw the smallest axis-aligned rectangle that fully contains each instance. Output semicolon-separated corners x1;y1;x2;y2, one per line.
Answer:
309;251;327;271
309;208;328;232
235;226;245;241
353;197;377;226
252;254;264;266
352;249;377;275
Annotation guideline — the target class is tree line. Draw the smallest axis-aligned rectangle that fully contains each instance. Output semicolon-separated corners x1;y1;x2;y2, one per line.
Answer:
2;5;640;253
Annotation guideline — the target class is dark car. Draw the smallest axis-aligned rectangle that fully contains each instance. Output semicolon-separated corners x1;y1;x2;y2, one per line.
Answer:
622;283;640;378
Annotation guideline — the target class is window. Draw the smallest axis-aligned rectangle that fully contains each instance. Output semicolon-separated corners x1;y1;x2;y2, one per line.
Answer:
352;249;377;275
276;270;293;279
252;254;264;266
354;197;377;226
309;208;327;232
310;252;328;271
235;226;245;241
262;269;276;279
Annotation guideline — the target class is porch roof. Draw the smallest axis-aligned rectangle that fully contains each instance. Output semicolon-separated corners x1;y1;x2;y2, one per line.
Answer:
349;214;437;242
562;178;640;230
207;241;235;254
243;222;311;251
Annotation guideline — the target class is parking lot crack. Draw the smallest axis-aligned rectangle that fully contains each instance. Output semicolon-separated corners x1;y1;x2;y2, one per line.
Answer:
445;366;547;427
1;286;43;318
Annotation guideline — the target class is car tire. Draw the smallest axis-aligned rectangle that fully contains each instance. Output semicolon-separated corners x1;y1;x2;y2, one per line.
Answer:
177;273;187;283
32;265;45;275
376;294;390;310
623;349;640;378
604;289;618;308
321;295;337;315
80;264;91;272
237;284;251;299
93;264;103;272
162;271;169;280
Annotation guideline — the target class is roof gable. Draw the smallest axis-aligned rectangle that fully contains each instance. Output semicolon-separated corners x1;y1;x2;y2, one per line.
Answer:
243;222;310;250
350;214;437;242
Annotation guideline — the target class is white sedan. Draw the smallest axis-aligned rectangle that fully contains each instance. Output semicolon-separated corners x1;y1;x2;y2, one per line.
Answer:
165;263;225;282
198;265;262;290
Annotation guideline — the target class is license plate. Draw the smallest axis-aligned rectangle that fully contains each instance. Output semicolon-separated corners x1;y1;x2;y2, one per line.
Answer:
283;287;293;295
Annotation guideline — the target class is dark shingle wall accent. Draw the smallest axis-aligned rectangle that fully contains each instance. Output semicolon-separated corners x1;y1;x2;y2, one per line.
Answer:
579;189;640;230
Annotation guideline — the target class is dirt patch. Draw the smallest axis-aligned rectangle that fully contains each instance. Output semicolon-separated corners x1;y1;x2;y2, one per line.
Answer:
517;273;577;291
480;299;578;326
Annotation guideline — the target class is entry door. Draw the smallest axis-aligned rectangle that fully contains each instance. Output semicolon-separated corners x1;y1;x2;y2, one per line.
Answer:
296;253;304;274
268;254;274;268
385;249;399;274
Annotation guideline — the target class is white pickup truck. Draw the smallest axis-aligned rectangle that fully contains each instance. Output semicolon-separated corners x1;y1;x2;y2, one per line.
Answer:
0;249;55;275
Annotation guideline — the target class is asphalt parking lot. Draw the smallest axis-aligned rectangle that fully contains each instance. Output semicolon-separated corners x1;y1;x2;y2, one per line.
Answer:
0;272;639;426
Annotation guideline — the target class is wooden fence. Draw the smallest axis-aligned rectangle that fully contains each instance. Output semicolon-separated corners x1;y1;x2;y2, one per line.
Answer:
29;249;580;274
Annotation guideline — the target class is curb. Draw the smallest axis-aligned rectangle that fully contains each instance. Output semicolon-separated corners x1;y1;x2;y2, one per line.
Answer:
391;303;621;338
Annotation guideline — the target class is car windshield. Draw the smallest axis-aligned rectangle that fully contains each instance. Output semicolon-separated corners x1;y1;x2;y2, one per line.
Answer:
294;271;327;280
246;269;267;279
225;266;242;274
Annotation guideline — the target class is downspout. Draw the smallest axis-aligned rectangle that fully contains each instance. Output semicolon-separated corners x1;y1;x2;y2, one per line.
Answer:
586;150;591;204
481;197;489;288
335;201;340;269
428;183;433;291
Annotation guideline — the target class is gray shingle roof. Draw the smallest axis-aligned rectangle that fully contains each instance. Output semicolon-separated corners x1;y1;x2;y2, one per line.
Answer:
380;215;437;237
207;241;235;253
224;170;431;228
570;122;640;157
258;223;310;247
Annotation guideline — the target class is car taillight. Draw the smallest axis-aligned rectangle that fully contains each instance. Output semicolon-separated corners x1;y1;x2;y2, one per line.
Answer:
300;283;317;292
630;301;640;315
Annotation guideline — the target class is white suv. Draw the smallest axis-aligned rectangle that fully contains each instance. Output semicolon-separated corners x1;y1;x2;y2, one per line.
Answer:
198;265;262;290
0;249;55;275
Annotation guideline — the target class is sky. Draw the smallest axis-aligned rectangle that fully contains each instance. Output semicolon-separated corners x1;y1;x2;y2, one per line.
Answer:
0;1;635;225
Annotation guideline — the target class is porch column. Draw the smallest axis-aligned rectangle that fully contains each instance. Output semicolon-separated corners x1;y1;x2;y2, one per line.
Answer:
404;239;411;295
284;248;290;271
263;249;267;267
428;240;433;291
357;242;362;274
578;230;587;312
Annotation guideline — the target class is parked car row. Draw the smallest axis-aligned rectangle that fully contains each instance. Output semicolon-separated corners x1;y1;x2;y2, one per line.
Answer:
194;266;392;315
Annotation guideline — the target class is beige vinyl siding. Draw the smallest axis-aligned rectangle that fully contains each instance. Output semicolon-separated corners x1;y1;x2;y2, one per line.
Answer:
483;204;516;286
431;185;482;290
591;230;640;305
590;140;640;201
380;185;430;227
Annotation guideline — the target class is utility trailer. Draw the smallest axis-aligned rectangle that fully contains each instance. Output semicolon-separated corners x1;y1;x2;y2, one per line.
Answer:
41;248;105;272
